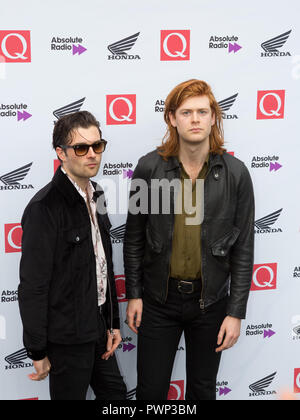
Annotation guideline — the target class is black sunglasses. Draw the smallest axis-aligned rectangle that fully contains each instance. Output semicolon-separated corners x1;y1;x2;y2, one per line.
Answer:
59;140;107;157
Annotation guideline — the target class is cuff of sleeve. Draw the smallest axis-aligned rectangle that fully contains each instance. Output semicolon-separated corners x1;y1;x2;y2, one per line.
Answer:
27;349;47;361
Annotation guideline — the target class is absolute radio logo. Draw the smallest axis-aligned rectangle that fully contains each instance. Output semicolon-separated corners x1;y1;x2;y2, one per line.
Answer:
293;266;300;279
102;162;133;177
0;103;32;121
250;155;282;172
256;90;285;120
154;99;165;113
251;263;277;291
260;30;292;58
209;35;242;53
216;380;232;397
160;30;190;61
50;36;87;55
4;223;22;253
106;95;136;125
107;32;140;60
0;31;31;62
0;162;33;191
1;289;18;304
245;323;275;339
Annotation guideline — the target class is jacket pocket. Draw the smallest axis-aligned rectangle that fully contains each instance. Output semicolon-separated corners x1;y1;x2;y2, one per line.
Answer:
65;226;89;244
64;225;91;267
211;226;240;257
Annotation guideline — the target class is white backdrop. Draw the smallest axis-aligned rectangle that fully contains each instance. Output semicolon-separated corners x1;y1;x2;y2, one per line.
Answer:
1;0;300;400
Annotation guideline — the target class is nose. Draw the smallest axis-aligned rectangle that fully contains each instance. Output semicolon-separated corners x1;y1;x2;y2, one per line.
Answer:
191;111;200;122
86;145;97;158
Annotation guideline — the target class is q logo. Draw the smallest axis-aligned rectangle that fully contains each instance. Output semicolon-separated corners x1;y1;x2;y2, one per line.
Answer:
294;369;300;393
167;380;184;400
160;30;190;61
0;31;31;62
5;223;23;253
115;274;127;303
256;90;285;119
251;263;277;291
106;95;136;125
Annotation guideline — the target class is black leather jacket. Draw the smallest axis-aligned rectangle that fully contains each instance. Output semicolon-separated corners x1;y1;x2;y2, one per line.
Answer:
124;150;254;319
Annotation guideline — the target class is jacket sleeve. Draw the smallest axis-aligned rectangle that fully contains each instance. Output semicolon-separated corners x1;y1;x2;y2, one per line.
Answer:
123;157;150;299
18;201;56;360
227;163;255;319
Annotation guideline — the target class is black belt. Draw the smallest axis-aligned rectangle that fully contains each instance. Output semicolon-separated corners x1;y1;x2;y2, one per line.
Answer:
170;277;201;294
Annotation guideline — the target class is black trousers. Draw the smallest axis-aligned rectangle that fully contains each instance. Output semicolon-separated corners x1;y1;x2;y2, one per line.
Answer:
137;279;227;400
47;311;127;400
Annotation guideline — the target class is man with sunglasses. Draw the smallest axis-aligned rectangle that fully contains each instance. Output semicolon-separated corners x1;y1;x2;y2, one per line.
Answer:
18;111;126;400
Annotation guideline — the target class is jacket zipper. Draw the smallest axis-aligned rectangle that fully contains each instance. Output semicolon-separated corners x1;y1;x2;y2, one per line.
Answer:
199;162;219;311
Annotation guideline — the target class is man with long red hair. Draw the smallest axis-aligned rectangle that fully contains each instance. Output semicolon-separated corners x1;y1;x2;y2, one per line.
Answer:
124;79;254;400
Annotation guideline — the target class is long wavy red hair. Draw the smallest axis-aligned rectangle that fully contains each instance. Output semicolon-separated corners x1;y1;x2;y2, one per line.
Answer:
157;79;226;160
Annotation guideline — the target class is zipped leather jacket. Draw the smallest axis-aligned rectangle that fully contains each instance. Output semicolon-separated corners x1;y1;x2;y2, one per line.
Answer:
124;150;255;319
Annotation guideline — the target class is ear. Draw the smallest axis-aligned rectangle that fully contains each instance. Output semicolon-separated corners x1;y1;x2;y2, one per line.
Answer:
56;147;67;164
169;111;177;128
211;110;216;126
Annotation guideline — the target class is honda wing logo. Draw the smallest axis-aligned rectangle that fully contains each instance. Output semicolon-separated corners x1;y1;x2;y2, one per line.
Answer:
0;162;32;186
261;30;291;53
218;93;238;119
218;94;238;112
53;97;85;120
108;32;140;56
249;372;277;395
255;208;282;231
4;348;33;370
110;224;125;242
0;162;33;191
5;348;28;365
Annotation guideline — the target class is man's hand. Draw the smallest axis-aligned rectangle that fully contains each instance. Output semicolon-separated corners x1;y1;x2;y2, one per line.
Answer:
102;329;122;360
216;316;241;353
126;298;143;334
28;357;51;381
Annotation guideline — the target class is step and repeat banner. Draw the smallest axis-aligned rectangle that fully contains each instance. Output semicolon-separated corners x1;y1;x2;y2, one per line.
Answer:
1;0;300;400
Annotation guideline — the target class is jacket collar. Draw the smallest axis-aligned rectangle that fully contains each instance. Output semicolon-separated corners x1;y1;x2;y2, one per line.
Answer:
52;166;84;207
164;152;223;173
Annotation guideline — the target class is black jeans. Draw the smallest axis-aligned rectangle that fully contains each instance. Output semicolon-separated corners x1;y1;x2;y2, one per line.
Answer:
137;279;227;400
47;310;126;400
